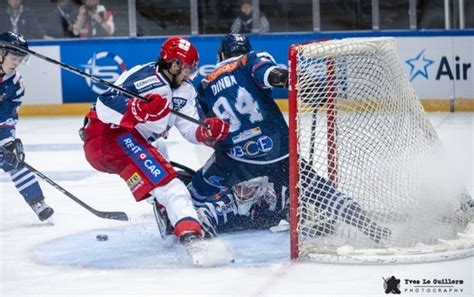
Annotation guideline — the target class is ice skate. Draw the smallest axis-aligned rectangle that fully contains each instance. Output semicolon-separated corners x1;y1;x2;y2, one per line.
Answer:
29;199;54;222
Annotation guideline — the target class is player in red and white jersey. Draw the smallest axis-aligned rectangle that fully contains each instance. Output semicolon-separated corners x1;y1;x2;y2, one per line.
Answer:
81;36;229;245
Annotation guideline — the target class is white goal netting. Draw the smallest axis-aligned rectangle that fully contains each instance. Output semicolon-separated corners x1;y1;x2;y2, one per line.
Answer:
289;37;474;263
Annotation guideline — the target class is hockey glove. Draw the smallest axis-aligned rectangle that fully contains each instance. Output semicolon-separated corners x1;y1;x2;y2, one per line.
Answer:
121;93;170;128
0;139;25;169
195;117;229;147
268;67;289;88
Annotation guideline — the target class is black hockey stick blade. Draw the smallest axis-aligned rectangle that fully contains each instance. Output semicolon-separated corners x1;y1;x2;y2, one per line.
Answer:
92;210;129;221
0;40;206;128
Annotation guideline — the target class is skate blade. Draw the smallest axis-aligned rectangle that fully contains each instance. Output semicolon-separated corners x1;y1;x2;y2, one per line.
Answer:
44;218;54;226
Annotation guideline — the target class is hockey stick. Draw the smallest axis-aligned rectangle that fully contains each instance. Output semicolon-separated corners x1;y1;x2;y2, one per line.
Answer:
21;160;129;221
170;161;196;175
308;110;317;167
0;40;205;128
1;146;128;221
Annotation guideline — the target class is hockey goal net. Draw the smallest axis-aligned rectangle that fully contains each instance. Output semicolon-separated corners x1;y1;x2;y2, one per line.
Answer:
288;37;474;263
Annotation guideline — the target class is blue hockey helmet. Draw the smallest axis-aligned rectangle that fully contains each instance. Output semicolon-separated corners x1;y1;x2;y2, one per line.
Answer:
217;33;252;62
0;31;29;60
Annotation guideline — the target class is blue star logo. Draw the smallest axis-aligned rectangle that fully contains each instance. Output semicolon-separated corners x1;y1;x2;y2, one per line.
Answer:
405;49;435;82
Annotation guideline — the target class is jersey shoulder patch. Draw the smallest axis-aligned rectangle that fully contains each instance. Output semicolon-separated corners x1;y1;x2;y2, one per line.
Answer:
171;80;196;110
172;97;187;110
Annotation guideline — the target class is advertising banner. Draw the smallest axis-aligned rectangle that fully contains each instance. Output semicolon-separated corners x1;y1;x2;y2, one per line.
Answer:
24;32;473;108
397;37;473;99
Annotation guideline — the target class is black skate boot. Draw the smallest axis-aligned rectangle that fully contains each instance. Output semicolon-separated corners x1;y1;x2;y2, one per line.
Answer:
179;232;201;245
29;198;54;221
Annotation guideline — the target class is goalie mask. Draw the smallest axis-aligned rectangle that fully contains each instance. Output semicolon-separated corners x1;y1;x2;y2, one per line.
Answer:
0;31;30;66
217;33;252;63
232;176;277;215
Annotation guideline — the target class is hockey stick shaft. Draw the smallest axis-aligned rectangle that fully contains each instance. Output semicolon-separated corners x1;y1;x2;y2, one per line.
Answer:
170;160;196;175
23;162;129;221
0;40;205;127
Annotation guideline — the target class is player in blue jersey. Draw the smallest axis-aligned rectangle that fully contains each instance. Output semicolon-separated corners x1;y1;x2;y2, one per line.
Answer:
188;34;391;245
187;33;290;235
0;32;54;222
81;36;229;247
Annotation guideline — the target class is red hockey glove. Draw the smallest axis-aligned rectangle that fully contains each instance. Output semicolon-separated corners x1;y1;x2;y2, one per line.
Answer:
121;93;170;129
196;117;230;146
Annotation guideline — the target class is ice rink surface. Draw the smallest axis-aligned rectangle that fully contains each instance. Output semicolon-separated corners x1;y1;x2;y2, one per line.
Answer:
1;113;473;297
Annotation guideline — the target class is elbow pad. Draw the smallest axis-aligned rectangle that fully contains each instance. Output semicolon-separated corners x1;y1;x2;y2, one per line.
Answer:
268;67;289;88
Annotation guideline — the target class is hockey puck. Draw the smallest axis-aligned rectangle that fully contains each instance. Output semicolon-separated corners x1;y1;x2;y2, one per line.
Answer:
96;234;108;241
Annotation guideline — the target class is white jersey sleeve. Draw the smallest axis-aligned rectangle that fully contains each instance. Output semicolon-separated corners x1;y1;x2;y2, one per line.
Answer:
95;63;174;142
169;80;200;144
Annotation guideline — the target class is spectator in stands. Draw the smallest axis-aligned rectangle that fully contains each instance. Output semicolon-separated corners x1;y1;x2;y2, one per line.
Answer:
135;0;167;36
417;0;445;29
0;0;46;39
44;0;79;39
72;0;114;38
230;0;269;33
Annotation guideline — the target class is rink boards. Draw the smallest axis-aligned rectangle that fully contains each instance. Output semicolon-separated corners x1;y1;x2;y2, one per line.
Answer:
19;31;474;115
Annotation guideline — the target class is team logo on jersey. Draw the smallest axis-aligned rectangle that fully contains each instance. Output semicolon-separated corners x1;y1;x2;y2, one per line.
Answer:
172;97;187;110
230;135;273;158
82;51;127;94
